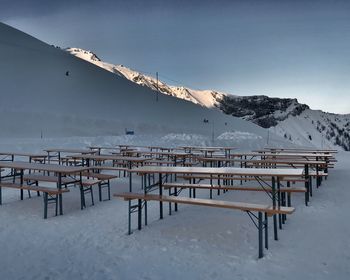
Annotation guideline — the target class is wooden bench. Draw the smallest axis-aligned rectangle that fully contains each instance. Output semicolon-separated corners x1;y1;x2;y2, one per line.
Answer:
24;173;77;185
163;182;306;193
114;192;295;258
163;182;306;211
23;173;100;209
0;182;69;218
178;174;307;183
144;160;177;166
144;160;193;166
89;166;129;177
81;171;118;201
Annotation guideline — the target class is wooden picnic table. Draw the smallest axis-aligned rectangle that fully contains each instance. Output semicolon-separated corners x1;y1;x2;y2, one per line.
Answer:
232;152;334;158
0;152;47;162
180;146;236;157
68;154;149;168
197;156;328;167
136;151;193;167
196;156;328;189
0;161;89;215
258;148;338;153
88;146;120;154
44;148;97;164
127;165;303;241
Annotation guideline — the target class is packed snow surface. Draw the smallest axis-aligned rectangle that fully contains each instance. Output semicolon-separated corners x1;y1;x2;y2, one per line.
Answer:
0;135;349;280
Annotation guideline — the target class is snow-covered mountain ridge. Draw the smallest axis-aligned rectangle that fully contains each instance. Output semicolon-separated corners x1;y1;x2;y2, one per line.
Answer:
67;48;221;108
66;48;309;124
66;48;350;150
1;22;282;149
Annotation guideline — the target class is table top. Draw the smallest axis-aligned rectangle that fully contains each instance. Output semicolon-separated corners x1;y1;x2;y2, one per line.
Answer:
0;161;89;173
253;149;337;154
196;157;327;165
0;152;47;158
260;148;338;153
232;152;334;158
180;146;236;151
69;154;149;162
137;151;191;157
131;166;304;177
89;146;119;150
45;148;96;154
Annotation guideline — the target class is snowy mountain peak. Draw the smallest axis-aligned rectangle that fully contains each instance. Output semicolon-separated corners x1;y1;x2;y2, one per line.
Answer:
65;47;350;150
66;48;101;62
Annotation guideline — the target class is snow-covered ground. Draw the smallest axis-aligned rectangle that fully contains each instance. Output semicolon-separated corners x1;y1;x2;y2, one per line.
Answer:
1;20;349;280
0;135;349;280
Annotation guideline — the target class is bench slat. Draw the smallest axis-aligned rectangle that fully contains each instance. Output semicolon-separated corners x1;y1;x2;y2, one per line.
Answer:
23;174;76;184
163;183;306;193
81;172;118;180
114;192;295;215
0;182;69;195
178;175;307;183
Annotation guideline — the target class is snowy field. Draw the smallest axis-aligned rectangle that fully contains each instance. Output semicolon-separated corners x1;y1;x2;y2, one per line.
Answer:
0;135;349;280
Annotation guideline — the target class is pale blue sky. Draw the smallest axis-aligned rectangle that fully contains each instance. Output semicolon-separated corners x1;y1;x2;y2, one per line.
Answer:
2;0;350;113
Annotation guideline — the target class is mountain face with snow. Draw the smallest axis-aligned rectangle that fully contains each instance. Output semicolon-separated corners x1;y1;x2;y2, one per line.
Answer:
217;95;309;128
1;22;288;150
66;48;350;150
66;48;311;127
67;48;221;108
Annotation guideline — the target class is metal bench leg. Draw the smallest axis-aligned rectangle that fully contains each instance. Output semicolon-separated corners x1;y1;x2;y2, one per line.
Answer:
128;200;132;234
309;176;313;197
80;186;85;209
287;181;291;207
98;183;102;202
138;199;142;230
174;187;178;212
159;173;163;219
277;179;282;230
107;181;111;200
36;181;40;197
264;213;268;250
55;195;58;216
272;177;278;241
168;188;172;216
144;201;148;225
282;193;286;223
43;193;48;219
258;212;263;258
90;187;94;206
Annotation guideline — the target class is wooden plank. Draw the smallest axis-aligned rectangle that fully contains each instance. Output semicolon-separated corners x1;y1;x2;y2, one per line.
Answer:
0;182;69;195
131;166;304;177
44;148;96;154
89;166;129;172
178;174;307;182
0;161;89;174
114;192;295;215
162;183;307;193
23;174;77;184
81;172;118;180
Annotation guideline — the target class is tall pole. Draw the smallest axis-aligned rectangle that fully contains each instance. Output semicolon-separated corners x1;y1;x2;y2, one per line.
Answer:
211;121;215;145
156;71;159;102
267;130;270;145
